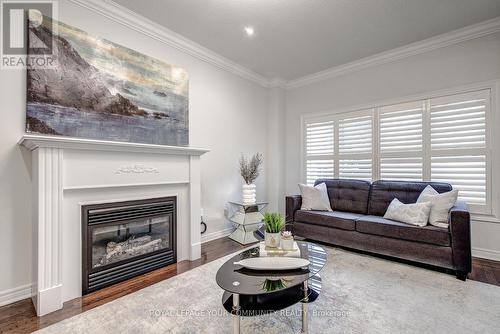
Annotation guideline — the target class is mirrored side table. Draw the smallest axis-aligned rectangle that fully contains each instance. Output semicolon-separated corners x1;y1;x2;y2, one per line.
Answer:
225;201;268;245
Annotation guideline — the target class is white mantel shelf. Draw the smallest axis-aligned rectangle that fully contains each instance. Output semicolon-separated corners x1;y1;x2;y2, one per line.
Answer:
19;134;210;156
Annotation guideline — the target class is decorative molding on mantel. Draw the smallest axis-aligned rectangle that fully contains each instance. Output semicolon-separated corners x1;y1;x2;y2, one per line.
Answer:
286;16;500;89
19;134;209;156
68;0;269;87
115;164;160;174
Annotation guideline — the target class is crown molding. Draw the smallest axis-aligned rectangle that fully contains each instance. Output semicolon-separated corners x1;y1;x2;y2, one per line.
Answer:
63;2;500;90
286;16;500;90
266;77;287;89
68;0;269;87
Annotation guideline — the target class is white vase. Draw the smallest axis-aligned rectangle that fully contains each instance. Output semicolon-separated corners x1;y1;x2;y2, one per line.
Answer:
242;183;256;205
265;232;281;248
281;238;295;251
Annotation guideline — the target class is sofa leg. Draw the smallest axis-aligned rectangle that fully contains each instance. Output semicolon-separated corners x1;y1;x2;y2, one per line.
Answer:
456;271;468;281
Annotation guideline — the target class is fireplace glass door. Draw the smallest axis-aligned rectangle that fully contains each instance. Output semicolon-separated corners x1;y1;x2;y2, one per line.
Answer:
91;215;172;269
82;197;176;294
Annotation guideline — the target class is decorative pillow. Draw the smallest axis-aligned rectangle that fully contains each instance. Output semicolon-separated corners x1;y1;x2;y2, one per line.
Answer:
417;185;458;228
298;183;332;211
383;198;432;227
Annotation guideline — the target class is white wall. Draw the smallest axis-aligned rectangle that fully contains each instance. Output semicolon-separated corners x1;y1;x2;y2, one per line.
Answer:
285;32;500;260
0;0;270;304
266;87;286;213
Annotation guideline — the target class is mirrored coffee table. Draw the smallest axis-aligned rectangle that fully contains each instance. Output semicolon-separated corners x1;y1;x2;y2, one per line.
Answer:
216;241;327;333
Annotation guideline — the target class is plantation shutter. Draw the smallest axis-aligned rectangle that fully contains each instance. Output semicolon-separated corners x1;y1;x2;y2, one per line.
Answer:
430;90;489;207
379;101;424;180
305;120;334;185
303;88;491;214
338;112;373;181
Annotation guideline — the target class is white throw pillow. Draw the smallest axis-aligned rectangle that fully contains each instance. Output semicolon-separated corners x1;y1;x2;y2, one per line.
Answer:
417;185;458;228
384;198;432;227
298;183;332;211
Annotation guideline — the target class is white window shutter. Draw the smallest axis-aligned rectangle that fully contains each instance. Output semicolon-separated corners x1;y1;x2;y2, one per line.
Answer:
431;155;486;204
338;113;373;181
305;120;334;185
430;90;489;206
306;121;334;156
306;159;334;186
430;91;486;150
379;101;424;180
380;157;423;181
379;101;423;153
303;88;491;213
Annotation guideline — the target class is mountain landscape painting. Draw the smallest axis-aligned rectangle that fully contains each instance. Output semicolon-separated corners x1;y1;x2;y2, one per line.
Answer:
26;17;189;146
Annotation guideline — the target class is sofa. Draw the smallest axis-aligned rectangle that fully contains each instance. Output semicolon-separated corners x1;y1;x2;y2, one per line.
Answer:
286;179;472;280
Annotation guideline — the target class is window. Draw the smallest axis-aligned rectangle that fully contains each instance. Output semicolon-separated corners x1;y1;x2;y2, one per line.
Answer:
429;91;488;206
303;88;491;214
379;101;423;181
304;120;334;185
338;112;373;181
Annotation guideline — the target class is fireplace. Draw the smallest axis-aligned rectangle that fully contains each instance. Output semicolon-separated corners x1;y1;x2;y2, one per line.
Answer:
82;197;177;294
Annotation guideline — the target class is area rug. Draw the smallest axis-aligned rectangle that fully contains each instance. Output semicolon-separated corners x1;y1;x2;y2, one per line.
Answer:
37;247;500;334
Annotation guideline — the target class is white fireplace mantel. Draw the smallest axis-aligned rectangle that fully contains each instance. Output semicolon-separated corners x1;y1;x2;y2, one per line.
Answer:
19;134;209;316
19;134;209;155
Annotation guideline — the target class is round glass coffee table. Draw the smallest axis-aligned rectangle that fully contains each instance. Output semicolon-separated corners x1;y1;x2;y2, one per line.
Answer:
216;241;327;333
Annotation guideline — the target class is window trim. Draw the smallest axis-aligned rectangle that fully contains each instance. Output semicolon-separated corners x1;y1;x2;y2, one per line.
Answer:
300;81;499;217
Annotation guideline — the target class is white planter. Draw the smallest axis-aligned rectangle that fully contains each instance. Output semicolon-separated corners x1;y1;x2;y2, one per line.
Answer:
281;238;295;251
265;232;281;248
242;183;256;205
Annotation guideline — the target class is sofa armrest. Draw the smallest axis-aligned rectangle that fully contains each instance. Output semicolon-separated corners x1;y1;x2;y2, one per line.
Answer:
449;200;472;275
286;195;302;224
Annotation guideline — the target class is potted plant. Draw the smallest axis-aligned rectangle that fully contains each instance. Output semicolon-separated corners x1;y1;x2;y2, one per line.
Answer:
263;212;284;248
281;231;295;250
239;153;263;205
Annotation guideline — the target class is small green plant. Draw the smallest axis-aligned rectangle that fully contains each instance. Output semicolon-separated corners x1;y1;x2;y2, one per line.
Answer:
263;212;284;233
261;278;288;292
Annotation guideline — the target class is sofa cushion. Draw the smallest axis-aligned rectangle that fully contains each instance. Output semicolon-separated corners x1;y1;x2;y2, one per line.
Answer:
295;210;363;231
356;215;450;246
367;180;453;217
314;179;371;214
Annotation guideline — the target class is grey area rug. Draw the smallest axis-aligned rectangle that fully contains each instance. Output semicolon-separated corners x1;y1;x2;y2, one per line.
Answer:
37;247;500;334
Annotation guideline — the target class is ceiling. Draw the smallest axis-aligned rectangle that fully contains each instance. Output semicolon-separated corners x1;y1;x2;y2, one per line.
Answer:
113;0;500;81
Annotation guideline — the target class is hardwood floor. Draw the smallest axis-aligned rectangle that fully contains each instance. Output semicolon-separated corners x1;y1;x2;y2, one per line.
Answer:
0;237;251;334
1;237;499;333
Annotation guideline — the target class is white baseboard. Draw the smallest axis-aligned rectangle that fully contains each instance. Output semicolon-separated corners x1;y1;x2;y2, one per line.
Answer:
201;227;234;243
472;247;500;262
0;284;32;307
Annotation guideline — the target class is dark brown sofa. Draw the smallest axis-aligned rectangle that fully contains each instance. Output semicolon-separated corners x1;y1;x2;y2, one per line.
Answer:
286;179;471;280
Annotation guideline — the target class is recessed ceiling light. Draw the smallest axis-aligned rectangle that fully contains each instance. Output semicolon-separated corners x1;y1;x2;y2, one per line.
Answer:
244;26;255;37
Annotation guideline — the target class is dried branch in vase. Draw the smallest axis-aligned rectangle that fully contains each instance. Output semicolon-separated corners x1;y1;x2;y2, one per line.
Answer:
239;153;263;185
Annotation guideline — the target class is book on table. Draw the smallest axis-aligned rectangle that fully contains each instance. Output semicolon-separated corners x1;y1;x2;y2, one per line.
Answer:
258;241;300;257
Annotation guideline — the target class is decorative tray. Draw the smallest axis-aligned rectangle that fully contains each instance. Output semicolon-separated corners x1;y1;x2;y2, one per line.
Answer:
233;257;310;271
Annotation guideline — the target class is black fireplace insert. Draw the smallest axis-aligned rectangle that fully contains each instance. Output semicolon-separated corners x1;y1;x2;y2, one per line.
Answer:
82;197;176;294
